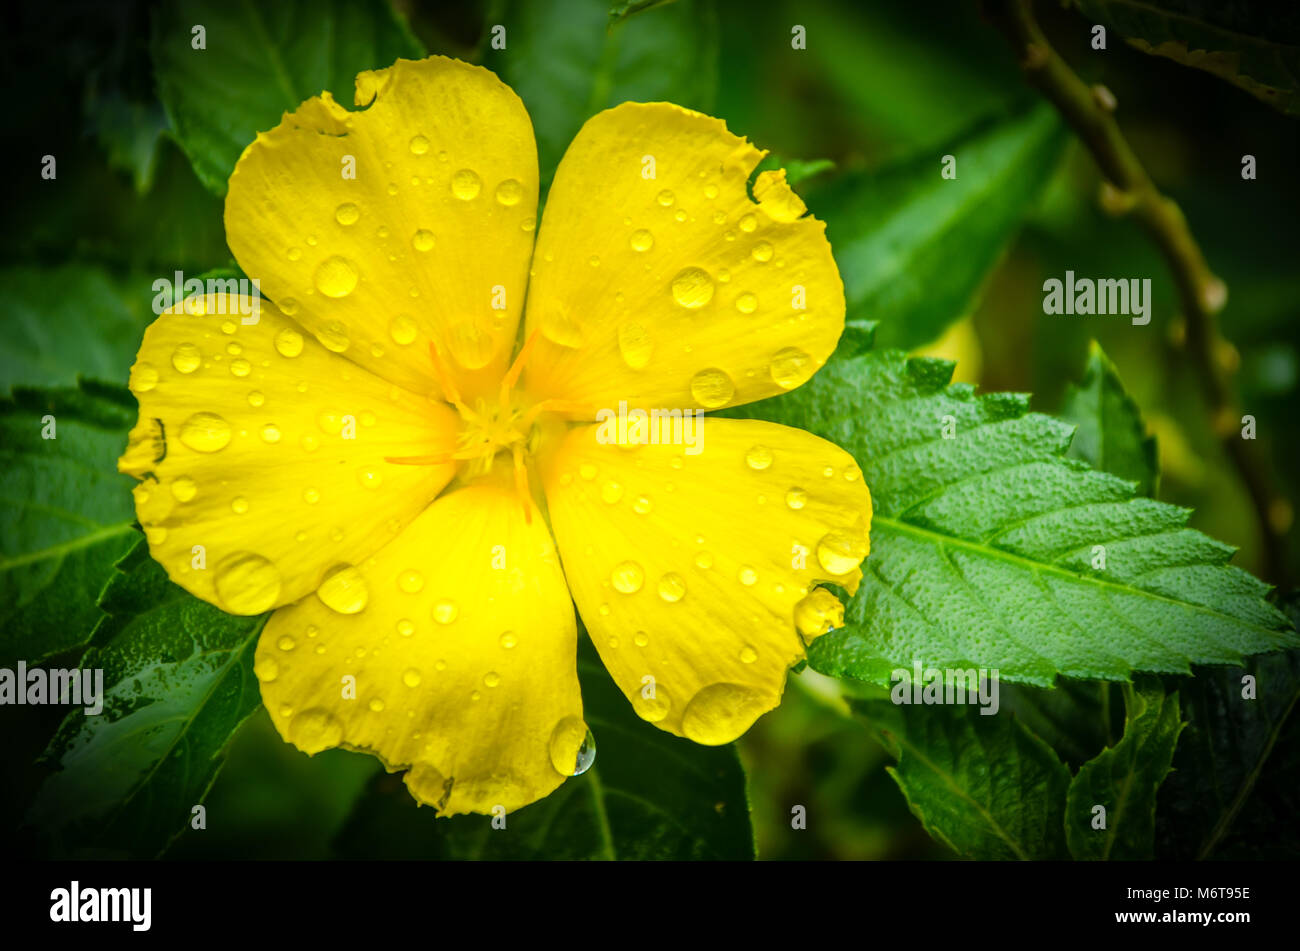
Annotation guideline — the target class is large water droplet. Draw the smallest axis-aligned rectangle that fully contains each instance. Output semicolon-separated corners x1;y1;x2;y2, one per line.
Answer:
769;347;812;389
816;531;870;575
214;552;281;614
681;683;771;744
172;343;201;374
314;256;359;297
611;560;645;594
629;229;654;252
275;327;304;358
335;202;359;226
451;168;482;200
657;572;686;602
548;717;596;776
317;564;369;614
289;708;343;754
180;412;232;452
795;587;845;641
671;267;715;309
690;367;735;408
318;320;351;353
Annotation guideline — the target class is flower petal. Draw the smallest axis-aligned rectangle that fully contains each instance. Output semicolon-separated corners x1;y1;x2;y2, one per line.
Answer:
119;294;458;614
540;417;871;743
225;56;539;403
521;102;844;415
256;482;583;816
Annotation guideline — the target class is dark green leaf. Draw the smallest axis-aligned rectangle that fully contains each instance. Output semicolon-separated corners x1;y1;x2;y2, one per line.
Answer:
334;640;754;859
1068;0;1300;116
486;0;718;187
852;697;1070;860
809;103;1067;350
1065;681;1184;860
732;350;1297;686
27;540;265;858
152;0;425;195
1061;340;1159;496
0;383;137;667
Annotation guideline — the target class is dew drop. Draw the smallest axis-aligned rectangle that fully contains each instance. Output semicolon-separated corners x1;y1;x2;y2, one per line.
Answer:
735;292;758;314
769;347;812;389
495;178;523;206
617;321;653;369
261;423;282;444
316;564;369;614
484;671;501;688
357;468;383;490
171;477;197;502
634;632;649;648
739;645;758;664
389;314;418;345
409;134;430;155
369;698;386;713
548;717;596;776
694;550;714;570
633;495;652;515
247;390;265;407
275;327;304;358
314;256;359;298
745;445;773;470
277;634;296;651
433;599;459;624
738;565;758;586
752;240;774;262
451;168;482;200
403;668;423;688
656;189;675;207
611;560;645;594
629;228;654;252
681;683;771;744
172;343;201;374
397;618;415;637
412;229;435;252
231;496;249;515
335;202;360;225
785;487;807;510
398;569;425;594
671;267;715;309
179;412;232;452
601;481;624;504
131;363;159;392
317;320;351;353
690;367;735;408
738;213;757;233
657;572;687;602
214;552;281;614
499;631;517;649
290;709;343;754
303;487;320;504
254;655;278;682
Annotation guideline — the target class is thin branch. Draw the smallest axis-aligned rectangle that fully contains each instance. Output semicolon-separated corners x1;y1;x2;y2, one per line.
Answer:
983;0;1287;584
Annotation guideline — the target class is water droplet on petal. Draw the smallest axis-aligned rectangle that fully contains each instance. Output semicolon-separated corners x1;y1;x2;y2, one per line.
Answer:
171;477;197;502
403;668;422;687
314;256;359;297
231;496;249;514
335;202;359;225
617;321;653;369
612;560;645;594
398;569;425;594
290;709;343;753
682;683;771;744
433;599;459;624
275;327;304;358
633;495;652;515
214;552;281;613
785;487;807;509
412;229;435;252
499;631;517;649
694;550;714;569
248;390;265;407
671;267;715;309
735;292;758;314
131;363;159;392
495;178;523;206
261;423;281;444
409;134;430;155
752;240;774;262
172;344;201;374
745;445;773;470
816;531;870;575
656;189;675;207
318;321;351;353
739;645;758;663
690;367;734;408
388;314;418;346
451;168;482;200
629;229;654;252
769;347;812;389
254;655;278;682
795;587;845;641
317;564;369;614
179;412;231;452
739;213;757;233
738;565;758;586
601;481;624;504
657;572;686;602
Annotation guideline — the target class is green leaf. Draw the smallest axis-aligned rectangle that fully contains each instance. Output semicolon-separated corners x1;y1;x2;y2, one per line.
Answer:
852;697;1070;860
1065;681;1184;860
334;639;754;859
0;266;158;393
733;350;1297;686
1158;595;1300;859
608;0;678;21
1067;0;1300;116
1061;341;1159;497
1000;679;1121;769
27;540;265;858
808;102;1067;351
0;382;138;667
755;154;836;187
485;0;718;188
152;0;424;195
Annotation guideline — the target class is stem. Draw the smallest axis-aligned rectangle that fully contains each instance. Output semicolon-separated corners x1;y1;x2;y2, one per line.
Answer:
983;0;1287;584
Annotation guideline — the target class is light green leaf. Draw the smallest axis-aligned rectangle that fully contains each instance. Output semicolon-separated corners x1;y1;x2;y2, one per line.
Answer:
334;639;754;859
27;540;265;858
809;102;1067;351
1066;681;1184;860
1061;341;1159;497
0;383;137;667
485;0;718;187
733;350;1297;686
853;697;1070;860
1068;0;1300;116
152;0;424;195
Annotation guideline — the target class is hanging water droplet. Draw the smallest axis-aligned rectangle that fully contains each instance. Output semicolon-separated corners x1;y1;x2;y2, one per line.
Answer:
548;717;596;776
289;708;343;753
671;267;715;309
816;531;870;575
317;564;369;614
179;412;232;452
681;683;770;744
690;367;735;408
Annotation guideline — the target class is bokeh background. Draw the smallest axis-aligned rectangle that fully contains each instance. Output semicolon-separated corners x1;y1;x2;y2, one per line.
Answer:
2;0;1296;860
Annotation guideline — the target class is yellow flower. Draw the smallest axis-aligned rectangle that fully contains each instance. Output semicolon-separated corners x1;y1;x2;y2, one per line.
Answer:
118;56;871;816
